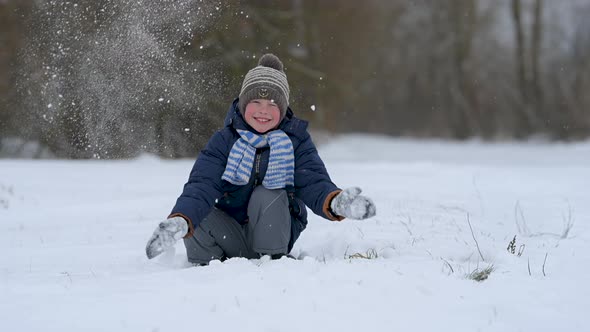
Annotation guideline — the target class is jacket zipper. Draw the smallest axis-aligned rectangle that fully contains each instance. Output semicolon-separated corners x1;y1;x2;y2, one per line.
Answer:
253;150;262;186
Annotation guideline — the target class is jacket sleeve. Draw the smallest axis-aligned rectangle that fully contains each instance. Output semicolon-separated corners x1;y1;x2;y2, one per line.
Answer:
294;132;344;221
170;130;230;236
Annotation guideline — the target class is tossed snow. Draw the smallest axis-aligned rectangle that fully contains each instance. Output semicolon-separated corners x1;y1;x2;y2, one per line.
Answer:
1;136;589;331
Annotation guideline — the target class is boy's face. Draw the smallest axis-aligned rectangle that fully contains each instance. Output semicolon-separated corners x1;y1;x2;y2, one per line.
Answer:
244;99;281;134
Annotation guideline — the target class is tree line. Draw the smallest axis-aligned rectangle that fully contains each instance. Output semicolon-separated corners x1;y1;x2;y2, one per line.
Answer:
1;0;589;158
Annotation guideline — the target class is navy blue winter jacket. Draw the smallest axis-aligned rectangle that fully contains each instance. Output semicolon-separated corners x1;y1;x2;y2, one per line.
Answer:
170;99;343;238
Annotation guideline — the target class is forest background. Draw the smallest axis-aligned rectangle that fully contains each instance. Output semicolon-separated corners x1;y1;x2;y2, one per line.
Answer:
1;0;589;159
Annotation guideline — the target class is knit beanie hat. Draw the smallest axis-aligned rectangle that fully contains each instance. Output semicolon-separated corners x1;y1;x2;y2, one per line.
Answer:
238;54;290;119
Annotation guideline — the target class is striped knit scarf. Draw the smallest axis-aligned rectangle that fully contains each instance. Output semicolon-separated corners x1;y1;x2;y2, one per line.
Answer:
222;129;294;189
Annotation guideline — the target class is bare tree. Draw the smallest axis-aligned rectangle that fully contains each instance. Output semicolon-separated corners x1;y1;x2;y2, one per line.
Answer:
511;0;533;136
531;0;544;104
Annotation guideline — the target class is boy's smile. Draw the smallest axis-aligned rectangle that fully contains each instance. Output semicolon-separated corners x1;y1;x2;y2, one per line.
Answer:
244;99;281;133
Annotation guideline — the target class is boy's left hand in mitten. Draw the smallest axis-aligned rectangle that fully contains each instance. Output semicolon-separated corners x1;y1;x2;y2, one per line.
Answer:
330;187;376;220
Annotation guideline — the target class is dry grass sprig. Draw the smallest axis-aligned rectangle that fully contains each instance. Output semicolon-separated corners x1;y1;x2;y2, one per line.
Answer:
467;265;495;282
347;248;379;260
466;213;485;262
542;253;548;276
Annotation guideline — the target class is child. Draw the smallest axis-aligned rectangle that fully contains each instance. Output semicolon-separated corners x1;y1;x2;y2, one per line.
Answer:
145;54;376;264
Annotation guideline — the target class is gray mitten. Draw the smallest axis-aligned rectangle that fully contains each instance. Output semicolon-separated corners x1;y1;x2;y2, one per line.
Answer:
330;187;376;220
145;216;188;259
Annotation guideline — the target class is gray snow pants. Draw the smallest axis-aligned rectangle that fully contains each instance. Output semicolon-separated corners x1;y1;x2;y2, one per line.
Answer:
183;186;292;264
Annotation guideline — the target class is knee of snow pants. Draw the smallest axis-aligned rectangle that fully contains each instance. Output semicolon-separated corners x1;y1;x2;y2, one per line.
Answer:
247;186;291;255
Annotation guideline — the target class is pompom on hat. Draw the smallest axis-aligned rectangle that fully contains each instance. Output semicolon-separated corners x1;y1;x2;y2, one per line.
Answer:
238;54;290;119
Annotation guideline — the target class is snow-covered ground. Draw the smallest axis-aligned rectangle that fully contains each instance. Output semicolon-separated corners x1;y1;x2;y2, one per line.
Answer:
1;135;589;332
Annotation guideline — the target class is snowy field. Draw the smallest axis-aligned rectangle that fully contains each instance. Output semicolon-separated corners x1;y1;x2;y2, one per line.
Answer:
1;135;589;332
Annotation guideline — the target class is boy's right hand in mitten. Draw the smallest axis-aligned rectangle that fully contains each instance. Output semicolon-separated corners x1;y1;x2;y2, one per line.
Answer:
330;187;376;220
145;216;188;259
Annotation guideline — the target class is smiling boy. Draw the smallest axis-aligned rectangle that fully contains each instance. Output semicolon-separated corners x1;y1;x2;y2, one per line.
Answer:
145;54;376;264
243;99;281;134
